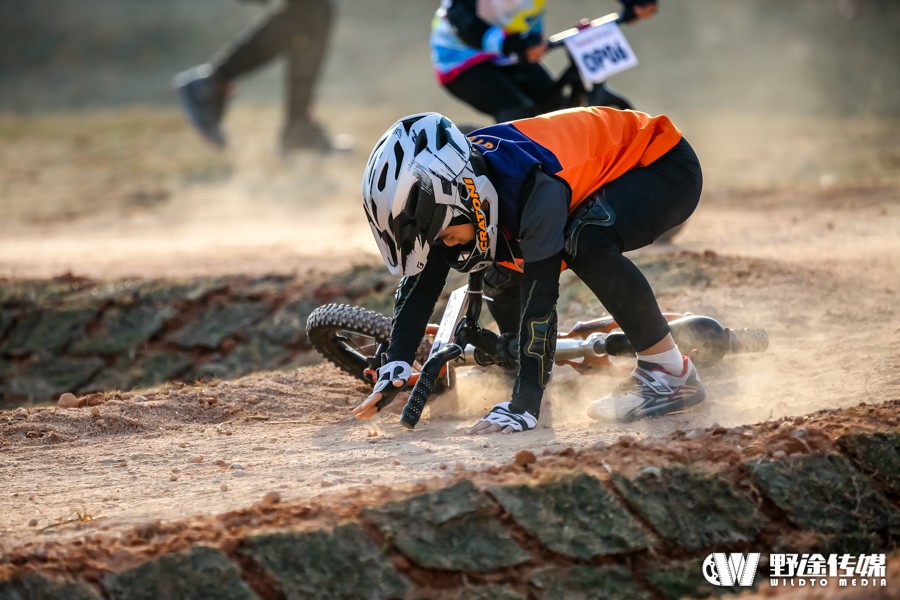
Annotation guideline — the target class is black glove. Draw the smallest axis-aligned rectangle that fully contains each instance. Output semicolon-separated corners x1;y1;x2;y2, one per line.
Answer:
501;32;543;58
619;0;657;23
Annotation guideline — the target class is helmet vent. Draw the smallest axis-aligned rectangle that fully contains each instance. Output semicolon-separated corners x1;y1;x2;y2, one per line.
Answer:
392;141;404;179
414;131;428;155
405;183;419;217
377;163;388;192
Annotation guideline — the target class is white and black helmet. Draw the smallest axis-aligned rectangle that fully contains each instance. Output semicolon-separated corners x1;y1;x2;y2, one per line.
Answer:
362;112;499;276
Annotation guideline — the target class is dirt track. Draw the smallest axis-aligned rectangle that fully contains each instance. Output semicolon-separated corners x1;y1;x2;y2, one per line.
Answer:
1;1;899;597
1;181;898;588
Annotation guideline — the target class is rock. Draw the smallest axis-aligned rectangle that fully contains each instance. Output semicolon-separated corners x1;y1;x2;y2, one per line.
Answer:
58;392;82;408
514;450;536;468
490;472;649;560
684;428;707;440
86;394;106;406
103;546;257;600
238;524;409;599
364;480;529;572
261;491;281;505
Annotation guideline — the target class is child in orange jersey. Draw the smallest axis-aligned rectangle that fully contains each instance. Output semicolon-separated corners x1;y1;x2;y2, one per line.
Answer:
356;107;703;434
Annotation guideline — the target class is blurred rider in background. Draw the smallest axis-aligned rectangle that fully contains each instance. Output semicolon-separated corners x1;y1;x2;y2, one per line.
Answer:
173;0;341;154
430;0;659;123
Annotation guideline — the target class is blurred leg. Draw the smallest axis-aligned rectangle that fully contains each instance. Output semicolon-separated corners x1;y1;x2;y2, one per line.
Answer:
444;62;538;122
212;2;308;82
507;61;564;115
284;0;333;123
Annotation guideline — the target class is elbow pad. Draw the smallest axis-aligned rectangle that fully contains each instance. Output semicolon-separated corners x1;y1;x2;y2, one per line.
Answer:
511;254;562;416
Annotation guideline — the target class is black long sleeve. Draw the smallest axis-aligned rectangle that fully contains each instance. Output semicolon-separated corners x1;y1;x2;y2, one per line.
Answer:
386;245;453;364
507;169;570;417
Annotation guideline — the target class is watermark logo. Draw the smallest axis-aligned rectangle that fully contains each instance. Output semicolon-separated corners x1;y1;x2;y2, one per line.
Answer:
702;553;761;587
769;553;887;589
701;553;888;589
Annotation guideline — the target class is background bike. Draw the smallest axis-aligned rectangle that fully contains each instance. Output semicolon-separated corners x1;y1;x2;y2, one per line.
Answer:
545;12;639;111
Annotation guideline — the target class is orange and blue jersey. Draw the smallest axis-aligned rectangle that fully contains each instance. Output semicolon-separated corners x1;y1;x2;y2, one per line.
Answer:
469;106;683;226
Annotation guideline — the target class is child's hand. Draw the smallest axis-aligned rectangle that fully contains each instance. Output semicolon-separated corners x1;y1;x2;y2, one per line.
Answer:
465;401;537;435
352;360;411;420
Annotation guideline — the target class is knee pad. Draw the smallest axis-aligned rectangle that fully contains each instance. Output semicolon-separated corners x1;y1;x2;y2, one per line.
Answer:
564;192;618;259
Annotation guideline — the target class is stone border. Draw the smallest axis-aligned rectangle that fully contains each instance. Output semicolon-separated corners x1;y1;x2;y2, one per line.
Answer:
0;269;397;406
2;422;897;599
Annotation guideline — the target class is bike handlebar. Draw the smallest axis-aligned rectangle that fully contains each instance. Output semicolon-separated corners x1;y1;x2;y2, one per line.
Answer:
399;272;485;429
546;12;624;50
400;343;462;428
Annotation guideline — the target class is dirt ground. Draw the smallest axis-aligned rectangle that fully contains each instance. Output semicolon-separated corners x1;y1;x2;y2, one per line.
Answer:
0;1;899;591
1;176;898;554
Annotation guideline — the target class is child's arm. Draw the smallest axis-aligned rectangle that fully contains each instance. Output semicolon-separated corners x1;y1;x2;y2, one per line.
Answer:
467;170;569;434
352;245;452;420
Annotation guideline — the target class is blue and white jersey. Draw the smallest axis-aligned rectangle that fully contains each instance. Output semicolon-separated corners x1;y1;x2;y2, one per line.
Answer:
430;0;546;83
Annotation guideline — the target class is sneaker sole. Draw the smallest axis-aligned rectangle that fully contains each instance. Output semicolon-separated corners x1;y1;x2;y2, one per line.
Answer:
173;86;226;148
622;388;707;422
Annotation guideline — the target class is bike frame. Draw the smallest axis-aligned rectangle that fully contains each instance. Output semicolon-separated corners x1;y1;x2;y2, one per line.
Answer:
427;278;688;371
395;271;767;428
400;272;667;428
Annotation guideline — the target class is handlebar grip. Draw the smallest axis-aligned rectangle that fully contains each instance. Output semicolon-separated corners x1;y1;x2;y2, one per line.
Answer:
400;344;462;429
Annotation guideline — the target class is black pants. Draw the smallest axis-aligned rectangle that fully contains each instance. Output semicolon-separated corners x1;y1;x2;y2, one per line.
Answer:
444;60;564;123
212;0;333;120
484;137;703;351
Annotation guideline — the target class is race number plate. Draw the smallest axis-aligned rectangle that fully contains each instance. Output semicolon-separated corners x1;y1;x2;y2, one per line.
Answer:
429;284;468;357
563;21;638;90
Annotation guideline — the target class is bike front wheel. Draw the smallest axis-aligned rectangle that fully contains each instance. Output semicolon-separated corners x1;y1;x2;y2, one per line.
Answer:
306;303;434;384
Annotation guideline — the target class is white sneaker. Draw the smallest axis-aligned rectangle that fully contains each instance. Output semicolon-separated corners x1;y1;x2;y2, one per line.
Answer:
587;357;706;423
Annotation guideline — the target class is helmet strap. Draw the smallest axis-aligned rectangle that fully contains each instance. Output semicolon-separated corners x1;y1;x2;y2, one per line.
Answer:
468;146;490;177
